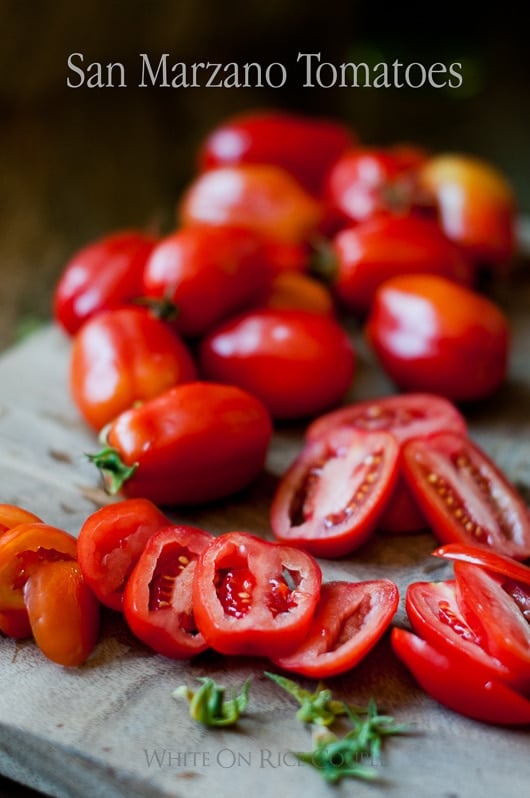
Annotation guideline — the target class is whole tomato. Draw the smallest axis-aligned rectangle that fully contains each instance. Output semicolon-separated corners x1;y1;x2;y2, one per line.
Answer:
366;274;510;401
70;306;197;431
142;225;272;337
418;154;516;269
89;382;273;506
199;309;355;420
179;164;323;244
331;214;473;315
53;230;157;335
198;110;355;195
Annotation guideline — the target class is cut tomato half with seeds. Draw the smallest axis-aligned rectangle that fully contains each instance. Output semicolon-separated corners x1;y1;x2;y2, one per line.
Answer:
123;525;213;659
272;579;399;678
192;531;322;657
271;427;400;557
401;432;530;560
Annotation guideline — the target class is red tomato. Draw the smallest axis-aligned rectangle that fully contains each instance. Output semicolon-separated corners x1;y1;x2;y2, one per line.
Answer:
331;214;473;316
123;525;212;659
402;432;530;560
405;579;512;687
70;307;197;431
272;579;399;678
306;393;467;534
179;165;323;244
454;562;530;693
258;271;335;316
191;531;322;657
391;627;530;725
198;110;355;195
141;225;272;337
53;231;157;335
366;274;510;401
199;309;355;420
434;543;530;587
89;383;273;506
23;560;100;667
0;504;42;533
325;148;422;226
76;498;171;611
270;428;399;557
0;524;77;611
418;154;516;269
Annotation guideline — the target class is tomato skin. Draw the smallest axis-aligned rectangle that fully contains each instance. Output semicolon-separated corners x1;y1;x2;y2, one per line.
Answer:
192;531;322;657
53;231;158;335
0;504;42;534
0;610;32;638
23;560;100;667
273;579;399;678
331;214;473;316
366;274;510;401
199;309;355;420
123;525;212;659
306;393;467;534
142;226;272;338
258;271;335;316
77;498;171;611
0;524;78;612
402;432;530;561
101;382;273;506
198;110;355;196
418;154;516;269
271;428;400;558
392;627;530;725
179;165;323;244
70;307;197;431
434;543;530;586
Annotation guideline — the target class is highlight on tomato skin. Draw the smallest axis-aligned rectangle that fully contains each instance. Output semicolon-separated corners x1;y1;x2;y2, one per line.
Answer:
433;543;530;587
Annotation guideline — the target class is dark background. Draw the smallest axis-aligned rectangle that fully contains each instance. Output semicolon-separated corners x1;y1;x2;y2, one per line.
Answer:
0;1;528;351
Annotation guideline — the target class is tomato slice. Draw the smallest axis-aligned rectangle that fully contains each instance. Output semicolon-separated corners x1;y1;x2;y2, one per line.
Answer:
271;427;400;557
391;627;530;725
77;498;171;611
123;525;213;659
433;543;530;586
0;504;43;534
192;531;322;657
0;523;78;611
454;561;530;694
405;579;512;686
272;579;399;678
23;560;100;666
402;432;530;560
305;393;466;534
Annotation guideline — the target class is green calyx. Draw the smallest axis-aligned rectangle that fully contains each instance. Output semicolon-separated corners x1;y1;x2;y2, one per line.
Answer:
86;446;138;495
173;677;251;727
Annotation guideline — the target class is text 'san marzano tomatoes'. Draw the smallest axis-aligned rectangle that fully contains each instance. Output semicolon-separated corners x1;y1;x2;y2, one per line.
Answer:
199;309;355;420
198;110;355;196
70;306;197;431
366;274;510;401
191;532;322;657
271;427;400;557
90;382;273;507
272;579;399;678
53;230;157;335
141;225;272;338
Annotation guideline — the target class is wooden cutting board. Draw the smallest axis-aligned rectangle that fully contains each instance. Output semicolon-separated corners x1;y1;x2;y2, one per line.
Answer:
1;290;530;798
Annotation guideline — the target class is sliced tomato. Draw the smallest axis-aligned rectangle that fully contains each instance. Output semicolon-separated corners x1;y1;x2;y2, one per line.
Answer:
405;579;512;686
433;543;530;586
23;560;100;667
271;427;400;557
402;432;530;560
454;562;530;694
0;504;43;534
192;531;322;657
272;579;399;678
0;524;78;612
123;525;212;659
391;627;530;725
77;498;171;611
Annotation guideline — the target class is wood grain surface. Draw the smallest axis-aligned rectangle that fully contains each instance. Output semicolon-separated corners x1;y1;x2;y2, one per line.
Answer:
1;270;530;798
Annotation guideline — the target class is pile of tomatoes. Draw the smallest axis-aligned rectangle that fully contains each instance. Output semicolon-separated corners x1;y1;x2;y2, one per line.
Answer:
4;109;530;726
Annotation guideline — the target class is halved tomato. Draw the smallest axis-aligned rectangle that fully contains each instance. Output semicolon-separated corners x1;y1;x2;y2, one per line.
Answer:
271;427;400;557
272;579;399;678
